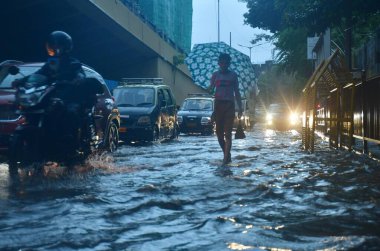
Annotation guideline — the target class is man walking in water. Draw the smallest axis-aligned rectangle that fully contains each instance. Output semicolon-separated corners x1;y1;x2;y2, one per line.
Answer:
208;53;242;164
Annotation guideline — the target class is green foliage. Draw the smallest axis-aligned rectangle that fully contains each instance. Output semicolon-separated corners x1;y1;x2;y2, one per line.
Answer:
274;27;313;78
251;33;273;45
173;54;185;67
257;64;306;106
239;0;380;100
242;0;284;33
241;0;380;34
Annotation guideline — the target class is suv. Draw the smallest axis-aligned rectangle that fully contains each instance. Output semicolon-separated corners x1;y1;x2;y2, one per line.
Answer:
0;60;120;153
177;94;215;135
265;103;301;130
113;78;179;142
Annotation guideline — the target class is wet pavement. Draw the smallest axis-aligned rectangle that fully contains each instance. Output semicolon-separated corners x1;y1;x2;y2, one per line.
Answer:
0;123;380;250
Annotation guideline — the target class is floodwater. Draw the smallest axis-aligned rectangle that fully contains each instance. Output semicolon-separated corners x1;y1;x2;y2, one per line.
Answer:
0;124;380;250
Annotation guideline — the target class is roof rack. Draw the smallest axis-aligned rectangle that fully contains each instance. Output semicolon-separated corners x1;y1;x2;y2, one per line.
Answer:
119;78;164;85
187;93;213;98
0;60;24;66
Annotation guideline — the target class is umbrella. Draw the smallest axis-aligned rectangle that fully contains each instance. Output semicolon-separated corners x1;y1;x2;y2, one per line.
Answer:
185;42;257;97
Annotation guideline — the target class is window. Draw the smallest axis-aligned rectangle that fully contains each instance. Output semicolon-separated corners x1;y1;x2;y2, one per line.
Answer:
114;87;155;107
163;89;173;105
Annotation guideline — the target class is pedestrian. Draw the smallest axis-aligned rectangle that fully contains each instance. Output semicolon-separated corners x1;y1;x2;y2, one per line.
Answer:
208;53;242;164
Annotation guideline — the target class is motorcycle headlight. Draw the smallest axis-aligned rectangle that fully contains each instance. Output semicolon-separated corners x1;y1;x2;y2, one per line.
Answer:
201;116;211;125
137;116;151;125
177;115;183;124
18;85;47;107
19;92;40;107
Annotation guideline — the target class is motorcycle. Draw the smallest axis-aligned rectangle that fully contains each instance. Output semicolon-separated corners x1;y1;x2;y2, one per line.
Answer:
8;67;100;176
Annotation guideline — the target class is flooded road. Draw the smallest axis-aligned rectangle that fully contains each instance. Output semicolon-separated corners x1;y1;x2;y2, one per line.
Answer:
1;123;380;250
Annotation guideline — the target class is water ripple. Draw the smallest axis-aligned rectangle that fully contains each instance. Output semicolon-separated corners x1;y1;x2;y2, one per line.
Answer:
0;124;380;250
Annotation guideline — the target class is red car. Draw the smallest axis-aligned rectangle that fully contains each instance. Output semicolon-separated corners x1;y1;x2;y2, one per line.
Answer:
0;61;32;153
0;60;120;154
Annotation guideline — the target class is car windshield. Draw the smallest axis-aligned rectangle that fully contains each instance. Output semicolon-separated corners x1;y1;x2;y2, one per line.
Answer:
181;99;213;111
0;65;39;89
268;103;288;114
114;87;155;107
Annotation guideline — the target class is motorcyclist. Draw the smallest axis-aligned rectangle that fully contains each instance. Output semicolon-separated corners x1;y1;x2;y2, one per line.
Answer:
13;31;91;155
13;31;85;88
40;31;85;83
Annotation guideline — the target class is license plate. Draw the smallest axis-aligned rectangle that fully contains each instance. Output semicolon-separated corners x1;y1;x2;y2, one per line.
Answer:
187;122;196;127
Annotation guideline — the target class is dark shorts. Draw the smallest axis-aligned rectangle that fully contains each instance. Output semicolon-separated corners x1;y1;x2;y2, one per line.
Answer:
214;100;235;133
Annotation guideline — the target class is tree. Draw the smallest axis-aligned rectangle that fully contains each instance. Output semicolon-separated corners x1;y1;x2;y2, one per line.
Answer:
240;0;380;101
256;64;305;107
241;0;380;35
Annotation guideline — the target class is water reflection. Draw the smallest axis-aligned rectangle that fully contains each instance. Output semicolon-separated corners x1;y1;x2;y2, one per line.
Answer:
0;124;379;250
264;128;276;142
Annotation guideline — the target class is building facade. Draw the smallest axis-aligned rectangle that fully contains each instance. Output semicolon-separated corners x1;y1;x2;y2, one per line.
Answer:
121;0;193;53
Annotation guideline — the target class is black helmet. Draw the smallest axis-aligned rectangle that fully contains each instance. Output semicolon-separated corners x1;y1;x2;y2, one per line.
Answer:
46;31;73;57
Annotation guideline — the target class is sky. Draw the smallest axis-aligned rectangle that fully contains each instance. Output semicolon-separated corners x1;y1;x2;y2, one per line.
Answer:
191;0;275;64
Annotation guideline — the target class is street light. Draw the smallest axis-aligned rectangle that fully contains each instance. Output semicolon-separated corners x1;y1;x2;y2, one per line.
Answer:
238;44;253;62
218;0;220;43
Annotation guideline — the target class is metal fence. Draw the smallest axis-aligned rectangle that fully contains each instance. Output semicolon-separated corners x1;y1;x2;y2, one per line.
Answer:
302;46;380;158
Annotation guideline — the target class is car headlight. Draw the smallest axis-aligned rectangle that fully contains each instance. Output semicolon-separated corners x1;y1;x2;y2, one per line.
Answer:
137;116;151;125
201;116;211;125
177;115;183;124
266;113;273;124
289;112;299;125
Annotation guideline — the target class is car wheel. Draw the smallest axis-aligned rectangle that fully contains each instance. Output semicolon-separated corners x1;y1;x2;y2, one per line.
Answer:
8;133;37;177
8;134;23;177
170;124;179;139
106;122;119;152
151;126;159;141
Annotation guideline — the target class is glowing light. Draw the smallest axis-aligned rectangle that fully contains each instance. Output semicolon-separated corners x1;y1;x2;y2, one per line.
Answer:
266;113;273;125
228;242;254;250
289;112;299;125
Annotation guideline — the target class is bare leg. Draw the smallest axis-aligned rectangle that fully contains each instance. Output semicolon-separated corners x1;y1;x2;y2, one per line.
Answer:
216;122;225;152
223;125;233;164
214;100;235;164
224;135;232;163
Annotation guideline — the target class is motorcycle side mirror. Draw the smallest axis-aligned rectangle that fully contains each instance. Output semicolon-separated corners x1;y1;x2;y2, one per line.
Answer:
9;65;20;75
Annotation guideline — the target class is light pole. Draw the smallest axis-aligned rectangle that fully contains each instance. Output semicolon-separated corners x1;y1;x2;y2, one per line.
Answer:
238;44;253;62
217;0;220;43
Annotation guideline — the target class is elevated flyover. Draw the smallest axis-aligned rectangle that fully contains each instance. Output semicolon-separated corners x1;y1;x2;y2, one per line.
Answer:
1;0;205;103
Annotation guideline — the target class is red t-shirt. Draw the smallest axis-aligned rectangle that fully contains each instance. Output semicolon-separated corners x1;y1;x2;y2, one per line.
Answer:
210;69;242;109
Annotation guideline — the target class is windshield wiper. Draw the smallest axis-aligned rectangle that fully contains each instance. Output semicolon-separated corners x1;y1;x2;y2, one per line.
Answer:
136;102;153;107
117;103;135;107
